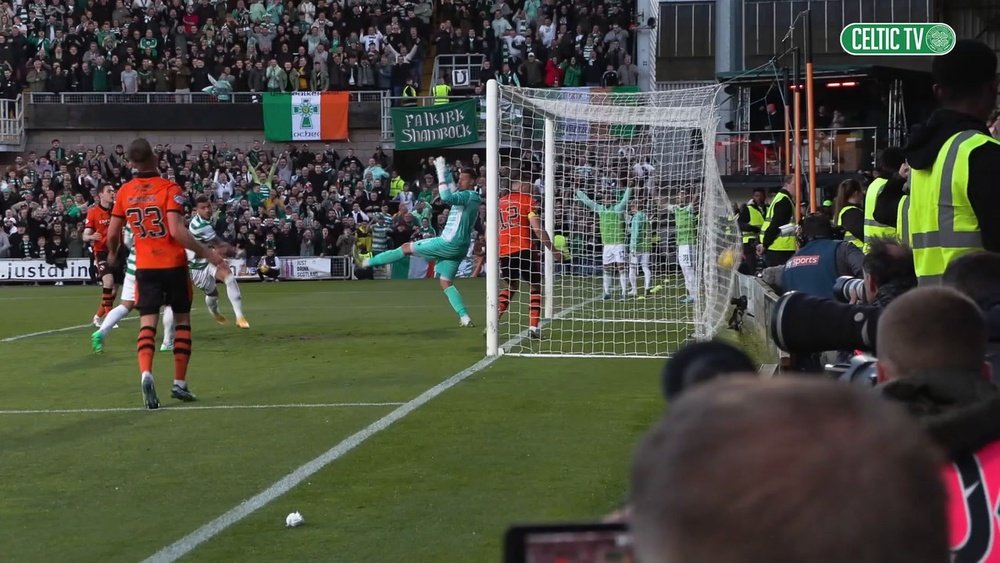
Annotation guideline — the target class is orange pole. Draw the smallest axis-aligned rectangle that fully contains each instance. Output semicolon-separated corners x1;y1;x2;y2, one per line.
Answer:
805;61;818;214
784;106;791;178
793;87;802;225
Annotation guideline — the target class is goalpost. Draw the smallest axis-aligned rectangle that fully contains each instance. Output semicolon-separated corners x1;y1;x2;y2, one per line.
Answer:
485;80;739;358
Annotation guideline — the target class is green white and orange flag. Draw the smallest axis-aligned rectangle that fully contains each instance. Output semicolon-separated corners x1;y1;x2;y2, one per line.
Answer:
263;92;350;141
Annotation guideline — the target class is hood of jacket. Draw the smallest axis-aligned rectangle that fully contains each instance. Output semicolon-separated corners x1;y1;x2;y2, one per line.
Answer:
878;370;1000;456
903;109;991;171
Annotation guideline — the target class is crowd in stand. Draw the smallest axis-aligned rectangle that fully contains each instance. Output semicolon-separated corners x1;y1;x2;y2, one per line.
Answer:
0;138;489;269
0;0;435;96
0;0;640;97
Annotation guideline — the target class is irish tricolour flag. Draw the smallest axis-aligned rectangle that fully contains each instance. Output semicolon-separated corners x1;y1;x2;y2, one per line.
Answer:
263;92;350;142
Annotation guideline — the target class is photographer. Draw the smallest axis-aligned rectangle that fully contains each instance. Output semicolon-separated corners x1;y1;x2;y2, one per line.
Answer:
876;287;1000;561
777;214;863;301
771;238;916;357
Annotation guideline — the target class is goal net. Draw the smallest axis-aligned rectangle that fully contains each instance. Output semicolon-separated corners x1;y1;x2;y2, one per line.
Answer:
484;82;739;358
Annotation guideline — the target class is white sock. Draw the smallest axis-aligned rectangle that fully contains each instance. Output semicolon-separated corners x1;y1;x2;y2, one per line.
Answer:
619;271;628;294
161;306;175;346
602;272;612;294
99;304;131;337
643;264;653;290
141;371;153;383
224;277;245;318
628;266;638;292
205;294;220;315
173;379;186;388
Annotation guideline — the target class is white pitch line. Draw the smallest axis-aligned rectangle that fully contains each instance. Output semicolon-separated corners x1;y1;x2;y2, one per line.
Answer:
143;298;597;563
1;323;95;343
0;402;405;415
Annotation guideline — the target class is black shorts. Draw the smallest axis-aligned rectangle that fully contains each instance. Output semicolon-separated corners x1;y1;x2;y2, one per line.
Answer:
500;249;541;286
93;250;126;285
135;267;192;316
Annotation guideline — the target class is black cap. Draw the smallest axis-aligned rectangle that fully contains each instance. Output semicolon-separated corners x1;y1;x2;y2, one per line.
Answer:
932;39;997;100
661;340;755;401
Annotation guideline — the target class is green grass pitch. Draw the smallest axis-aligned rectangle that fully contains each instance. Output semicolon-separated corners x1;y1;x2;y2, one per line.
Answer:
0;279;665;562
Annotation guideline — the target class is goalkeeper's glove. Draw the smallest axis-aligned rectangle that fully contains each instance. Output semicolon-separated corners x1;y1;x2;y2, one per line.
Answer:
434;156;448;184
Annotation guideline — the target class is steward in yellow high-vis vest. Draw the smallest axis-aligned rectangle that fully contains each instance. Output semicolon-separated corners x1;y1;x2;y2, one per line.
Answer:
863;148;906;253
432;81;451;105
737;188;766;246
903;40;1000;284
760;181;797;267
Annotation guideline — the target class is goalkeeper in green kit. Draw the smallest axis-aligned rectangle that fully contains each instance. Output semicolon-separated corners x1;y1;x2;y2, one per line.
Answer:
575;188;632;300
364;157;479;327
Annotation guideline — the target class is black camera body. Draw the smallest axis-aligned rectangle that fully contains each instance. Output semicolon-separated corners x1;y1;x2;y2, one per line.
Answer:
825;354;878;387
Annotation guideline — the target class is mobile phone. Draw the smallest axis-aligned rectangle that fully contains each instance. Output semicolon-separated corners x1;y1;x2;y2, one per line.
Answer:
504;522;633;563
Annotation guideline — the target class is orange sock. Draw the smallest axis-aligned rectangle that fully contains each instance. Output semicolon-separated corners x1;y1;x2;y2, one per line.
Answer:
173;325;191;382
529;293;542;328
136;325;156;373
97;287;113;317
498;289;511;318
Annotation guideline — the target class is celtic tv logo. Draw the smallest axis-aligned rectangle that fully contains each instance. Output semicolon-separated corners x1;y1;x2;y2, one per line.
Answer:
293;99;318;129
840;23;956;56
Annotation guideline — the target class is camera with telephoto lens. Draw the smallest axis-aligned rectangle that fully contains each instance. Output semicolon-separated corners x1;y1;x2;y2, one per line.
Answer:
727;295;751;332
833;276;866;303
770;291;881;354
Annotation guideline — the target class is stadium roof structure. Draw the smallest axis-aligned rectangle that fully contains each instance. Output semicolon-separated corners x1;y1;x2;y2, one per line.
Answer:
716;64;932;85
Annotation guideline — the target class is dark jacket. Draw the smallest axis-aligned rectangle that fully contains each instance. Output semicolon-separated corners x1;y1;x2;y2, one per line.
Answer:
762;188;794;248
903;109;1000;252
879;370;1000;457
872;176;907;227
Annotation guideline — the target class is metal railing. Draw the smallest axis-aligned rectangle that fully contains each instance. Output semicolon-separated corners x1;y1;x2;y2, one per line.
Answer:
380;94;487;142
28;91;387;105
715;126;878;176
431;54;485;89
0;95;24;147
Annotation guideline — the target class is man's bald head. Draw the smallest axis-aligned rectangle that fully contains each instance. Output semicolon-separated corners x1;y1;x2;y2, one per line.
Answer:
877;286;987;378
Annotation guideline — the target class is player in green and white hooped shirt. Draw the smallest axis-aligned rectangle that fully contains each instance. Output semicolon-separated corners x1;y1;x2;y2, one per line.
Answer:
91;227;136;352
575;188;632;300
655;191;698;303
364;157;480;326
162;195;249;350
628;200;654;298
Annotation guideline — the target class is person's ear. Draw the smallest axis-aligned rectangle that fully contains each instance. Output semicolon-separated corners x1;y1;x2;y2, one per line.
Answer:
875;361;892;385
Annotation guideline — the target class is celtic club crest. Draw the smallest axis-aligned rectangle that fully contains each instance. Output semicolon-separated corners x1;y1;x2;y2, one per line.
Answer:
926;25;955;54
294;99;319;129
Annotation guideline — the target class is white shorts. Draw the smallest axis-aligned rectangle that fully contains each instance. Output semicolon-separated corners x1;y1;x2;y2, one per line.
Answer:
629;252;650;266
190;264;218;295
678;245;694;267
602;244;627;266
121;273;136;302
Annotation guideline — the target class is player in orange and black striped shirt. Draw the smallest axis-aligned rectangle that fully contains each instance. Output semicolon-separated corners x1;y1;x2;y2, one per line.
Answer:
498;173;562;339
107;138;230;410
83;184;123;326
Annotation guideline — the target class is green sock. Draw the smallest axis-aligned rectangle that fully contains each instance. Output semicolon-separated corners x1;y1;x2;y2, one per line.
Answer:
443;285;468;318
368;247;405;267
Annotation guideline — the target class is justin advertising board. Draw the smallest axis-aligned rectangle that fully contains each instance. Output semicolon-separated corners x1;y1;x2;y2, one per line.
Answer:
0;258;92;281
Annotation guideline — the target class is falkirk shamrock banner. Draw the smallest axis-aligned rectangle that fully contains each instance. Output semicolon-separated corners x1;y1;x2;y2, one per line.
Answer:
263;92;350;141
391;99;479;150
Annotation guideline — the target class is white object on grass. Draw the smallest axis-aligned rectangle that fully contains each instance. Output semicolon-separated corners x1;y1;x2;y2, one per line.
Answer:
285;512;304;527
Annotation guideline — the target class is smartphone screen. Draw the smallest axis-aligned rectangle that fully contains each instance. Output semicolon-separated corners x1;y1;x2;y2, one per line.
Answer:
505;523;634;563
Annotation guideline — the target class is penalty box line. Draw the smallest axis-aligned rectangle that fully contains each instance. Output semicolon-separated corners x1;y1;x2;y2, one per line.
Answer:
143;297;600;563
0;403;405;415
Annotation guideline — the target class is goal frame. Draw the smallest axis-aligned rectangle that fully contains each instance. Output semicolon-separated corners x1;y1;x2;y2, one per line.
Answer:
484;80;734;358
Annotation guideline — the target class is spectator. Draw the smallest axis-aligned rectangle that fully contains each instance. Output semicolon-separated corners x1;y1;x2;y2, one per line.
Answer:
631;378;948;563
120;62;138;93
618;55;639;86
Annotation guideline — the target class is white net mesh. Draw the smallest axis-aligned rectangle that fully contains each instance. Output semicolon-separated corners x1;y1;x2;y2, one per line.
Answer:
489;84;739;358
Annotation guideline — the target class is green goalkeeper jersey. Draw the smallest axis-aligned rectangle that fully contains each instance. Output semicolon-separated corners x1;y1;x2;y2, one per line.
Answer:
124;228;136;276
187;215;218;270
629;210;654;252
439;187;481;247
576;188;632;245
671;204;697;246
